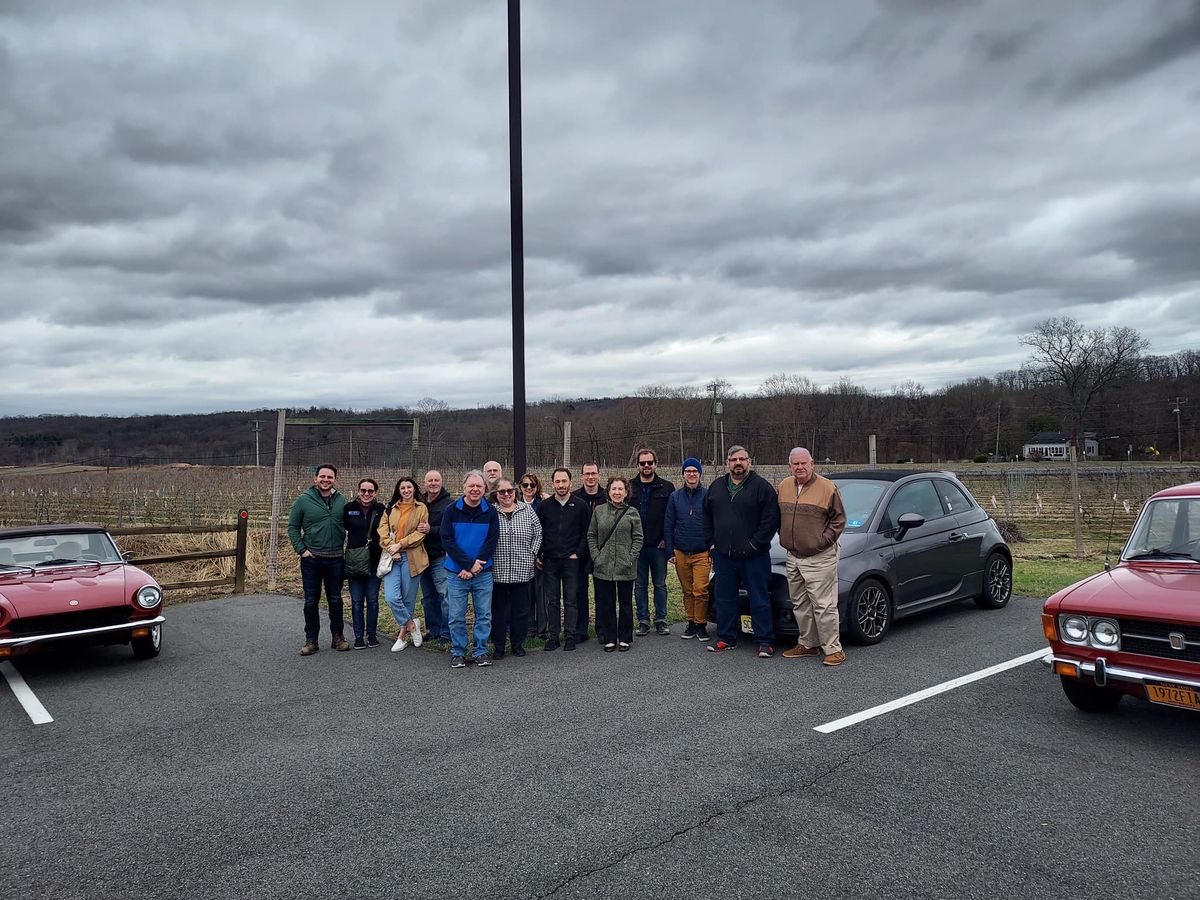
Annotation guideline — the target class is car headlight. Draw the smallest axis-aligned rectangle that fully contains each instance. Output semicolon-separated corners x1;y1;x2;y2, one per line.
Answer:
1060;615;1088;644
136;585;163;609
1090;618;1120;648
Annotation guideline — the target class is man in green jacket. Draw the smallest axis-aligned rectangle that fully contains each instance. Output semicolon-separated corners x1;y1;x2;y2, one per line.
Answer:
287;464;349;656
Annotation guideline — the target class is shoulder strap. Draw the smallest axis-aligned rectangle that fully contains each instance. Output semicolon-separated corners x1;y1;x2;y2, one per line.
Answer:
595;506;631;554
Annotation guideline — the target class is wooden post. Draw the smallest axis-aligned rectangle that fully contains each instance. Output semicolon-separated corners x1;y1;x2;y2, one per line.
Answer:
1070;445;1085;558
268;408;286;592
410;418;420;475
234;509;249;593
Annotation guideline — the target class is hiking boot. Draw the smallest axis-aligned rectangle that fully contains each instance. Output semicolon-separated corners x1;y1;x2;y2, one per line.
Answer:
332;635;351;652
450;656;467;669
655;621;670;636
543;639;560;652
757;644;775;658
823;650;847;667
635;622;651;637
300;641;319;657
783;644;822;659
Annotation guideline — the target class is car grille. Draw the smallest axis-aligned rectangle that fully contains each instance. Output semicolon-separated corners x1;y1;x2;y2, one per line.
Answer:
1118;618;1200;664
9;607;133;636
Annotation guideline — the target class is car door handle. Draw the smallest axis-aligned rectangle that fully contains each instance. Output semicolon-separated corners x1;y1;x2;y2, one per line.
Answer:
948;533;964;542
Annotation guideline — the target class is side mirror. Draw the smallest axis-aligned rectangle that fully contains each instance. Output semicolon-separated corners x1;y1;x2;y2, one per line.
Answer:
894;512;925;539
121;551;135;561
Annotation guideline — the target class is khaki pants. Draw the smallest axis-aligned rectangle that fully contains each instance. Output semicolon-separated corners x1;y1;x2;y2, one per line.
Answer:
785;544;841;654
674;550;711;623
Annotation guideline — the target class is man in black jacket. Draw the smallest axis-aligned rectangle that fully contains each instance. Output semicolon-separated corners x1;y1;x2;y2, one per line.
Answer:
703;445;781;657
418;470;455;642
537;467;591;651
632;448;674;636
571;461;607;643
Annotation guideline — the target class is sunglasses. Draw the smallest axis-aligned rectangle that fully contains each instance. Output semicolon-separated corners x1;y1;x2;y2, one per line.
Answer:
521;482;536;488
638;461;655;466
359;488;376;494
497;488;516;495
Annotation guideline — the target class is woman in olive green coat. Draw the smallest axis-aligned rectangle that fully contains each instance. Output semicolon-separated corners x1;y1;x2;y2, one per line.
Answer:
587;476;644;651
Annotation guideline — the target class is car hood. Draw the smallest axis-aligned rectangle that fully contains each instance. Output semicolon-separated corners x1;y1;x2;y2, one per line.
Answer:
1057;562;1200;623
0;564;128;617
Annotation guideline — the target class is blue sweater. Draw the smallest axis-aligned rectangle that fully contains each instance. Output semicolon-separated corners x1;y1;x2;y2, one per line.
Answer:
441;497;500;574
664;484;708;556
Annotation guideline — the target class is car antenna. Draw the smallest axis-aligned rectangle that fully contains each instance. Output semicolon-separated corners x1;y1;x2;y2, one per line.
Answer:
1102;459;1127;572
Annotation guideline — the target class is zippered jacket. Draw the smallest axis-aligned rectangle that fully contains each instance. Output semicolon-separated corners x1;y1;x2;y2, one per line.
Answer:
422;489;455;559
631;475;674;546
344;499;385;568
537;494;591;559
441;497;499;575
776;474;846;557
664;484;708;556
702;471;779;559
587;502;644;582
287;486;347;556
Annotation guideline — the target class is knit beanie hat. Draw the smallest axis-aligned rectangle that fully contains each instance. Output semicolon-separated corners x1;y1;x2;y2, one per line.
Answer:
682;457;703;475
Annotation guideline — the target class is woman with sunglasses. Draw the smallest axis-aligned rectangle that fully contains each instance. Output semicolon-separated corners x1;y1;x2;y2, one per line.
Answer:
343;478;386;648
519;472;548;638
376;476;430;651
489;478;542;658
587;475;643;651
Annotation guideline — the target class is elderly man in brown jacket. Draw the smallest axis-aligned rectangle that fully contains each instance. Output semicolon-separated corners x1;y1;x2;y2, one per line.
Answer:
777;447;848;666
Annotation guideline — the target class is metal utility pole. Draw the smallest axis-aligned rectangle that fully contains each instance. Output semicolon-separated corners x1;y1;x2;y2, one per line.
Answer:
1169;397;1187;462
251;420;262;467
508;0;527;481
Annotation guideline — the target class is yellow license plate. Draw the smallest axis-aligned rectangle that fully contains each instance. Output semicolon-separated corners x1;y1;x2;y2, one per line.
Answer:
740;614;754;634
1146;683;1200;710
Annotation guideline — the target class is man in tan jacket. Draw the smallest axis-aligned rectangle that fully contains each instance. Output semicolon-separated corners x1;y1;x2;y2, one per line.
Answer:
778;448;848;666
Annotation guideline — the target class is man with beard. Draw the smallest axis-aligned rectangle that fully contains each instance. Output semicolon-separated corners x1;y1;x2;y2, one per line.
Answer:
703;446;780;658
571;461;607;643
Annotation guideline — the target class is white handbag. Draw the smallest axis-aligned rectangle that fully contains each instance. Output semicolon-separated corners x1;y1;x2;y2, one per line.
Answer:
376;529;396;576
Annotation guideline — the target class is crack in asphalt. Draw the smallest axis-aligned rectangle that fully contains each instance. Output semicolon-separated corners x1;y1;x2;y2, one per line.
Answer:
527;728;904;900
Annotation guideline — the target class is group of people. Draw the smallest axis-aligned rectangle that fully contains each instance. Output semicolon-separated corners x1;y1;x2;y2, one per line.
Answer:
286;444;849;668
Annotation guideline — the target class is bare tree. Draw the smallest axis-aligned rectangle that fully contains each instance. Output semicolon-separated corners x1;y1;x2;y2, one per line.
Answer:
1020;316;1148;451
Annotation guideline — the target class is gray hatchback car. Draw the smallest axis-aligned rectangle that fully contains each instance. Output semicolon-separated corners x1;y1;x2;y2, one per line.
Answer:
716;470;1013;644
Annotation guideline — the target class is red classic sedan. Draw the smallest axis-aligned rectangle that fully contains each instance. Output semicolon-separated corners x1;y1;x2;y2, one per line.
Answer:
1042;481;1200;713
0;525;164;660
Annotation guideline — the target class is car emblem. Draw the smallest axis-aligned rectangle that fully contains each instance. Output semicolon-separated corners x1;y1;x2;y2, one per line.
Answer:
69;599;80;607
1169;632;1186;651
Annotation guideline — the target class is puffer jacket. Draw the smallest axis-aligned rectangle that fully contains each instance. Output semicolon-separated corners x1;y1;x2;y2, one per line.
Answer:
587;502;644;582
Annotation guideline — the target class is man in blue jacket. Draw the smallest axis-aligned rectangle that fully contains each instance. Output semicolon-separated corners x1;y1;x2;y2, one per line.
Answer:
665;457;710;641
441;470;500;668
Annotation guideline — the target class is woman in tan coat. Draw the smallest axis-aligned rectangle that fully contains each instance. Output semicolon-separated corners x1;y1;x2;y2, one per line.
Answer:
376;476;429;651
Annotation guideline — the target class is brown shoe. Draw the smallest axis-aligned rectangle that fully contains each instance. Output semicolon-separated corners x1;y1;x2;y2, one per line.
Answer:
782;644;822;659
331;635;351;652
300;641;319;657
823;650;847;667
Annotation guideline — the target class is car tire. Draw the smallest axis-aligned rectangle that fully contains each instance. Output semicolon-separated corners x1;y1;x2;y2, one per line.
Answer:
846;579;891;645
131;623;162;660
1059;675;1122;712
974;551;1012;609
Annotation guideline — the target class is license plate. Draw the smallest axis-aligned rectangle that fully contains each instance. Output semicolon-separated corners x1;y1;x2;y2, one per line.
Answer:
740;614;754;634
1145;683;1200;711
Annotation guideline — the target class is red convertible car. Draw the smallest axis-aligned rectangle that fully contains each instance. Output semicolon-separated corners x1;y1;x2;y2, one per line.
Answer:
0;524;164;660
1042;481;1200;713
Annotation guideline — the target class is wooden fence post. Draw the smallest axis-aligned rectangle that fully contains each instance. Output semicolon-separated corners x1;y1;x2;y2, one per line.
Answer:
234;509;249;593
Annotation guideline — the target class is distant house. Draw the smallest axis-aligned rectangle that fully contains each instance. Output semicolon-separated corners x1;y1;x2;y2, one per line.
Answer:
1022;431;1099;460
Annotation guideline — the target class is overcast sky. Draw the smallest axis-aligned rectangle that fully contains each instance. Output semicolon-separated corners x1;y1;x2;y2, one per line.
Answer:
1;0;1198;416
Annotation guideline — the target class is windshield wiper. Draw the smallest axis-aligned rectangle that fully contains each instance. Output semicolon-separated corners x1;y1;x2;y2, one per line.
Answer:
0;563;37;575
1126;548;1197;561
36;558;102;568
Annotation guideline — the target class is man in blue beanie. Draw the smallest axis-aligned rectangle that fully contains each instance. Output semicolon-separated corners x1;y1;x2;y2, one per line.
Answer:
664;457;711;640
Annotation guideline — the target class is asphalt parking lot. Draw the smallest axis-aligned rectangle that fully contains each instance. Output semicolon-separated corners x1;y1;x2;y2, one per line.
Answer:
4;593;1198;900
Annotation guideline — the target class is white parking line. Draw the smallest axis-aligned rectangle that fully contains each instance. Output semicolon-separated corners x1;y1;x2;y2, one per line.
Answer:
1;661;54;725
814;648;1050;734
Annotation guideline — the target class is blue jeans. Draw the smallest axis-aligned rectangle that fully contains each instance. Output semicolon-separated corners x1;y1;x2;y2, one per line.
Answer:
382;555;418;628
446;569;494;659
300;554;345;642
635;545;668;624
347;574;380;641
711;551;774;645
419;559;450;640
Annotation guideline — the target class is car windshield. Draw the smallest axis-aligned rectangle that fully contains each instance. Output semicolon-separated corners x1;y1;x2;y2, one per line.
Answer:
832;479;889;531
1122;497;1200;562
0;531;124;570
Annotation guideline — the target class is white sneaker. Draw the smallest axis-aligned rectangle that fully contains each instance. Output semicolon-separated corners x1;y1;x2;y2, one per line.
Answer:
391;634;408;652
411;618;423;648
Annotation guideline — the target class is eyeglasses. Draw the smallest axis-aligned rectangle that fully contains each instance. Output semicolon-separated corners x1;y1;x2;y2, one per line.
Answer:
359;488;376;494
638;460;655;466
521;482;535;488
728;457;750;463
497;488;516;495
